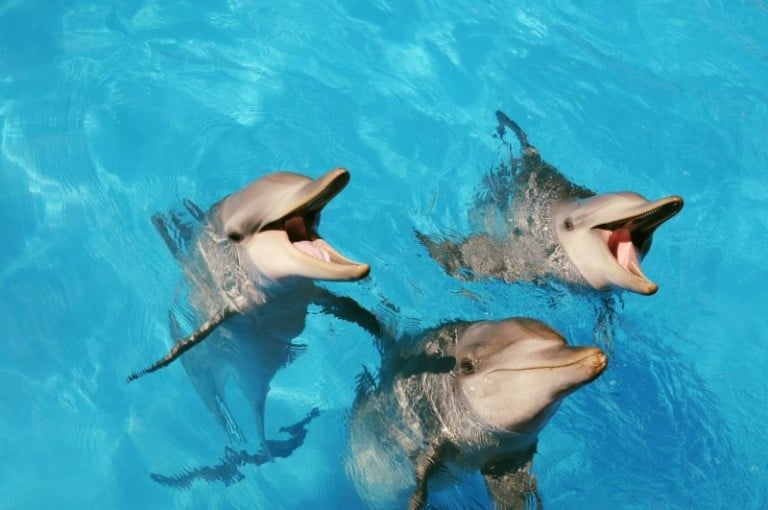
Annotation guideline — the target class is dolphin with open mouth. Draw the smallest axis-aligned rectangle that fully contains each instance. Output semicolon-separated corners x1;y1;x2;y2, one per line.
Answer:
129;168;374;453
418;111;684;295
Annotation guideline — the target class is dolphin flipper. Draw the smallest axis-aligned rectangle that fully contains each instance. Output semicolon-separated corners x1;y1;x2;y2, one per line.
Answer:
414;230;469;278
168;311;247;443
311;287;384;339
182;198;205;222
415;230;508;282
151;199;205;261
310;286;410;361
407;437;458;510
127;306;238;382
482;455;542;510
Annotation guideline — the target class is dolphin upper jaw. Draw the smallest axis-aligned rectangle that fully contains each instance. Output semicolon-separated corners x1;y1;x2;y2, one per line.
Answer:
553;193;683;295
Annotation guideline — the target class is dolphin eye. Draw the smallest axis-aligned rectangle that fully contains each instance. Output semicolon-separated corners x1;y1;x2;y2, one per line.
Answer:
459;358;475;375
563;218;574;231
227;232;243;243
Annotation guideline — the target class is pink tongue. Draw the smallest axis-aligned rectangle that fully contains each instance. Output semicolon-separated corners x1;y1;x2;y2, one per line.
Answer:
607;229;636;270
293;240;331;262
607;229;630;256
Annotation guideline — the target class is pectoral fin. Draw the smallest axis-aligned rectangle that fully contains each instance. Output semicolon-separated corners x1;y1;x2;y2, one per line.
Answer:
481;453;541;510
169;312;246;442
127;307;238;383
311;286;384;339
416;230;507;281
415;230;469;278
408;438;457;510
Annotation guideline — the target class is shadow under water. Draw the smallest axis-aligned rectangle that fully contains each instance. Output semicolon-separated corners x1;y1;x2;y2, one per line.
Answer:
150;408;320;489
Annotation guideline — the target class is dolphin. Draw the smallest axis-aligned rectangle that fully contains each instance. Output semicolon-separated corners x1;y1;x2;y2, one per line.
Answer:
129;168;376;452
346;317;607;510
418;111;683;295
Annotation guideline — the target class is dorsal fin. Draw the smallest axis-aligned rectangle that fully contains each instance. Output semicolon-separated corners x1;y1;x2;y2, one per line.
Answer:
496;110;532;150
495;110;543;170
127;306;238;383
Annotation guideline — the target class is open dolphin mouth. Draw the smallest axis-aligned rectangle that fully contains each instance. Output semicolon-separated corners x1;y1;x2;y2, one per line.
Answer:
593;196;683;285
274;213;359;267
261;170;370;274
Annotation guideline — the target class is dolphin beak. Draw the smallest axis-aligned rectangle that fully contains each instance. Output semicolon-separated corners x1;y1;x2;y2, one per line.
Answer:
255;168;370;281
276;168;351;221
578;347;608;381
595;195;684;252
488;343;607;378
593;195;683;294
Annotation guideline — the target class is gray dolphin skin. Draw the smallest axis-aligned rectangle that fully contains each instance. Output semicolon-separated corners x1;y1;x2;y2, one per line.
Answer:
129;168;373;450
346;317;607;510
419;111;684;295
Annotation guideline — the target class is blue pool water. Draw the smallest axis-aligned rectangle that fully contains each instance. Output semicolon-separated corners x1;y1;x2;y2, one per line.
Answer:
1;1;767;508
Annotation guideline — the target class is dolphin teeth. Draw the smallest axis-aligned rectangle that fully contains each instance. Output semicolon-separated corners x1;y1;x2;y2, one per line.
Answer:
595;198;683;233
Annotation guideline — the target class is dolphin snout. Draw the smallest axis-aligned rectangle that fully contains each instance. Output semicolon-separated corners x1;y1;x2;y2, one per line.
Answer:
584;349;608;378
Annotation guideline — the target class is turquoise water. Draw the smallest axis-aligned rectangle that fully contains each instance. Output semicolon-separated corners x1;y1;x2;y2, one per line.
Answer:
1;1;767;508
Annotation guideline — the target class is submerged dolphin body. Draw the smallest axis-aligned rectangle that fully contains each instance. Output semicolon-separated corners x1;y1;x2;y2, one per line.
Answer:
130;168;375;452
419;112;683;295
346;317;607;509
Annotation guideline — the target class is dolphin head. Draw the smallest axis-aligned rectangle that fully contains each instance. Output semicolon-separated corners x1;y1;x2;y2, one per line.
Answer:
553;192;683;295
217;167;370;282
455;318;606;435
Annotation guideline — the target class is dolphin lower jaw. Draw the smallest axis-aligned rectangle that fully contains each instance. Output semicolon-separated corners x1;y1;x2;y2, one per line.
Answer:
462;386;561;436
590;229;658;294
242;231;370;282
289;236;370;280
297;237;370;273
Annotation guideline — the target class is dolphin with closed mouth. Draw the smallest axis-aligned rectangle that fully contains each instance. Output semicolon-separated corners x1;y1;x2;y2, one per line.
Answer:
129;168;375;452
346;317;607;509
418;111;684;295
